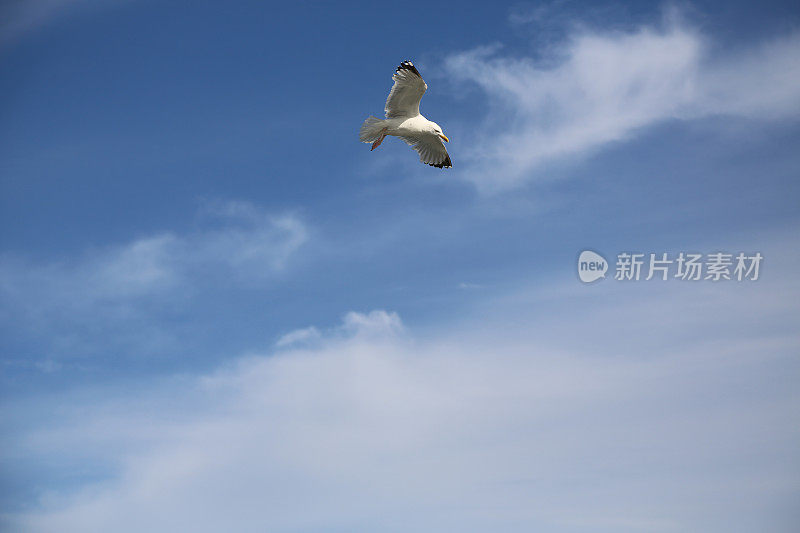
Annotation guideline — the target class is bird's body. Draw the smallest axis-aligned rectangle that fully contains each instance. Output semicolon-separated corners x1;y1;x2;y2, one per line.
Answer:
360;61;452;168
383;115;433;139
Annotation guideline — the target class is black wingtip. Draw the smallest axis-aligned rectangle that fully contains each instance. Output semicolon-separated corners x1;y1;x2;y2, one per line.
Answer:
397;60;422;77
429;155;453;169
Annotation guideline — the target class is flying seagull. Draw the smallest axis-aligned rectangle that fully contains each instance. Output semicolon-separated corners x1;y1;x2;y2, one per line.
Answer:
360;61;452;169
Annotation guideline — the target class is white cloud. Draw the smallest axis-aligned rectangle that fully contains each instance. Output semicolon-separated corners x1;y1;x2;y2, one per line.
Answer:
341;309;404;336
275;326;320;347
8;272;800;532
275;310;403;348
445;14;800;190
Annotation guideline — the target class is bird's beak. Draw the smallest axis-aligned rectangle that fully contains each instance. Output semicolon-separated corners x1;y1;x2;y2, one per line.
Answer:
438;133;449;143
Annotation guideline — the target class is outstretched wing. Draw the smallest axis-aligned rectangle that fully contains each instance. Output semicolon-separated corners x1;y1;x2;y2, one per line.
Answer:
399;133;452;169
384;61;427;118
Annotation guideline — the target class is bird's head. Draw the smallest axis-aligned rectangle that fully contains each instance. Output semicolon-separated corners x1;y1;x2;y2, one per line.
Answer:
430;122;449;143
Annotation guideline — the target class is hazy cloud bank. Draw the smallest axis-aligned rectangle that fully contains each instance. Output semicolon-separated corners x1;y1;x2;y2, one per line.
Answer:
8;276;800;532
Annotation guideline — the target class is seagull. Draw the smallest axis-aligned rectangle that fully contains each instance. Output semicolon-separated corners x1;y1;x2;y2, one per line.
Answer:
359;61;452;169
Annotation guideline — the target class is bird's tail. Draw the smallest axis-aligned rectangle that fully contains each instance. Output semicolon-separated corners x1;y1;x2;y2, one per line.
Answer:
359;116;386;143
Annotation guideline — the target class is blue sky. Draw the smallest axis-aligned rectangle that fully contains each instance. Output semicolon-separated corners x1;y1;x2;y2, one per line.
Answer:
1;1;799;531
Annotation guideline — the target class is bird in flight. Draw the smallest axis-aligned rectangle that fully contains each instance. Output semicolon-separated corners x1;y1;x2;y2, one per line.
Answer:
360;61;452;169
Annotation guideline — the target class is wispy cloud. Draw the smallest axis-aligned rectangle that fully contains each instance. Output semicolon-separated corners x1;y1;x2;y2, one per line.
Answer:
1;201;306;301
275;326;321;348
445;12;800;190
275;310;403;348
0;201;307;360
